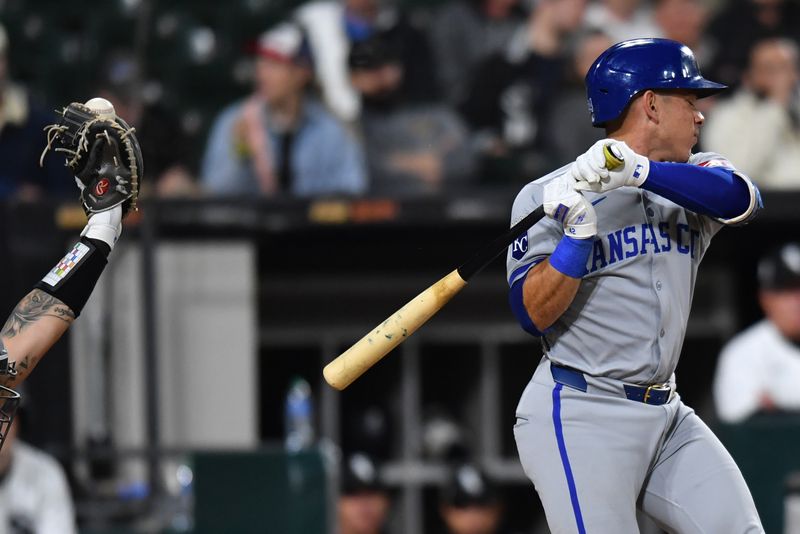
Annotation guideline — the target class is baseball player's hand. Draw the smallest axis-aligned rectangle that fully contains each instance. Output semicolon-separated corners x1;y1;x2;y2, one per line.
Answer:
81;205;123;250
543;176;597;239
571;139;650;193
40;98;142;217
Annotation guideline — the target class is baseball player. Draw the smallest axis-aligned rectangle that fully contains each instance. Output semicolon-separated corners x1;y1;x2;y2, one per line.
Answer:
507;39;764;532
0;98;141;450
713;242;800;423
0;206;121;384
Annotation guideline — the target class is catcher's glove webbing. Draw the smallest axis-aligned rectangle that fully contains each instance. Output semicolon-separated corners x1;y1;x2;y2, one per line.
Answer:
40;102;143;216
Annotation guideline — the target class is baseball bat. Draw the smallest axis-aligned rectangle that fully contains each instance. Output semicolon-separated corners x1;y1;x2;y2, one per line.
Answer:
603;144;624;168
322;145;624;390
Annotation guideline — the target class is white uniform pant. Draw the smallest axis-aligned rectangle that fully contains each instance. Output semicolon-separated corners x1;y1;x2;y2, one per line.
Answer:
514;359;763;533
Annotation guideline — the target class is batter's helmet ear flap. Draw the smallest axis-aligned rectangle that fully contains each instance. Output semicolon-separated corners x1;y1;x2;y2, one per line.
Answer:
585;38;727;127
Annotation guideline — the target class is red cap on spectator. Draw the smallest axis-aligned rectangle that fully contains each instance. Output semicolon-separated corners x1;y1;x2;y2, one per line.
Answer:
256;23;311;65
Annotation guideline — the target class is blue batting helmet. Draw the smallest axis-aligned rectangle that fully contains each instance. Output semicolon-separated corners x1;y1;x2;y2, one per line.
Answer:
585;38;727;127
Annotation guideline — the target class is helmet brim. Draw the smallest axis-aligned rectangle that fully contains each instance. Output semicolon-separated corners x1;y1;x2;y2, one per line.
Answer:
680;78;728;98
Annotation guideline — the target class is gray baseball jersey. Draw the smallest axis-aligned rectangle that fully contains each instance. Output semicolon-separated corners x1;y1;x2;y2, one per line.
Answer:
508;153;763;533
506;152;757;384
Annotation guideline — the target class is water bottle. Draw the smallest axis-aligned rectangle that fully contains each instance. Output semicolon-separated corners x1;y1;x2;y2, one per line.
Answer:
284;377;315;453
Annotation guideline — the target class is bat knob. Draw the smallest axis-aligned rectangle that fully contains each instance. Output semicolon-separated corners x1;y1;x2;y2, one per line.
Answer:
603;144;624;170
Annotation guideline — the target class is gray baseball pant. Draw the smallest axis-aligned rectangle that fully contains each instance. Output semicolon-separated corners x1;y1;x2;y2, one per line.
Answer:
514;358;764;533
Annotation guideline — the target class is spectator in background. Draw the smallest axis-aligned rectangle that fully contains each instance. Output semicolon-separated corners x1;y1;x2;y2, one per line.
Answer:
459;0;587;183
583;0;661;44
544;30;612;167
339;452;391;534
93;52;197;197
438;463;514;534
713;243;800;423
703;38;800;190
0;405;76;533
296;0;438;123
707;0;800;87
342;405;393;462
651;0;718;141
430;0;527;105
653;0;711;66
201;23;366;197
0;23;72;200
349;38;476;195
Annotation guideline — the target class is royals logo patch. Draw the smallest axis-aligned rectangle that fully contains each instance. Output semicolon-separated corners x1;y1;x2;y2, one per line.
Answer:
511;233;528;260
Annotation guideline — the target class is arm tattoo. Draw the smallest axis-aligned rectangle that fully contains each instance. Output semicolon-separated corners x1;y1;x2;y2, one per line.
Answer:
2;355;31;386
1;290;75;339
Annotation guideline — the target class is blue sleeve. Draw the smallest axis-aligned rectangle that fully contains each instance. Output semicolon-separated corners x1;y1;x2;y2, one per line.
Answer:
508;275;544;337
643;162;753;220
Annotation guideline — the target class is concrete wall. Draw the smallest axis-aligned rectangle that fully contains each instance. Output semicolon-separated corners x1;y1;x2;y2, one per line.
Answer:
71;241;257;488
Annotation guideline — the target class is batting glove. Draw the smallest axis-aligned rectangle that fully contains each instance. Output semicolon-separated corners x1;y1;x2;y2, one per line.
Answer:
573;140;650;193
81;205;123;250
543;175;597;239
569;139;609;186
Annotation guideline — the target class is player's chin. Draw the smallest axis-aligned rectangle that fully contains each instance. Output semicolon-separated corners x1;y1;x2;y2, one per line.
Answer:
679;139;697;162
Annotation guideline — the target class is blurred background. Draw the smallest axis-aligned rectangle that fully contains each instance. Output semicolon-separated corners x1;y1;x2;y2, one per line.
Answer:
1;0;800;532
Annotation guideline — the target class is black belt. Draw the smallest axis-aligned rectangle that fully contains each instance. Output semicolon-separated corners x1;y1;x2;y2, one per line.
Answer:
550;363;672;406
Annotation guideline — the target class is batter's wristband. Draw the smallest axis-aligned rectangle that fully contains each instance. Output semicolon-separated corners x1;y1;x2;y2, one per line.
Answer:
549;236;593;278
34;237;110;317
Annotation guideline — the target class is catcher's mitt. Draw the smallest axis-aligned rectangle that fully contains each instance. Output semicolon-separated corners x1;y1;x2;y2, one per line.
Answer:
40;100;143;216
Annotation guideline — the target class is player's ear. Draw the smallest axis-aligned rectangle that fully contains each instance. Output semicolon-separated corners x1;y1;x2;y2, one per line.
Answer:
642;90;660;123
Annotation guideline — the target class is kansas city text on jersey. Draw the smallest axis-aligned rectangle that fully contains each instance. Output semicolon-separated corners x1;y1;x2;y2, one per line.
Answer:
588;221;701;273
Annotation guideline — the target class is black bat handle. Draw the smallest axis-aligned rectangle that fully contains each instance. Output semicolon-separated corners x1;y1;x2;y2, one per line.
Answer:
457;205;545;282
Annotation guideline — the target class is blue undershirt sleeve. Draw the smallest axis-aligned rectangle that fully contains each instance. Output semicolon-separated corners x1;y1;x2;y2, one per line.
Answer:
509;275;544;337
643;162;753;220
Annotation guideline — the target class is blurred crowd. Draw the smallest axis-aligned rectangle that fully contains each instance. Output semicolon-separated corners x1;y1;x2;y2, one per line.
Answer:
3;0;800;202
2;2;800;531
338;452;516;534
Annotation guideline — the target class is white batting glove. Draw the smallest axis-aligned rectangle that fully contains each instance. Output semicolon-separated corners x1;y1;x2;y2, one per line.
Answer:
573;140;650;193
543;175;597;239
81;205;123;250
569;139;610;186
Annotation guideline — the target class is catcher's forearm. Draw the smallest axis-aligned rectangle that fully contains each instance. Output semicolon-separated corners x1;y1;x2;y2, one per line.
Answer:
0;290;75;387
0;214;117;387
34;235;112;318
